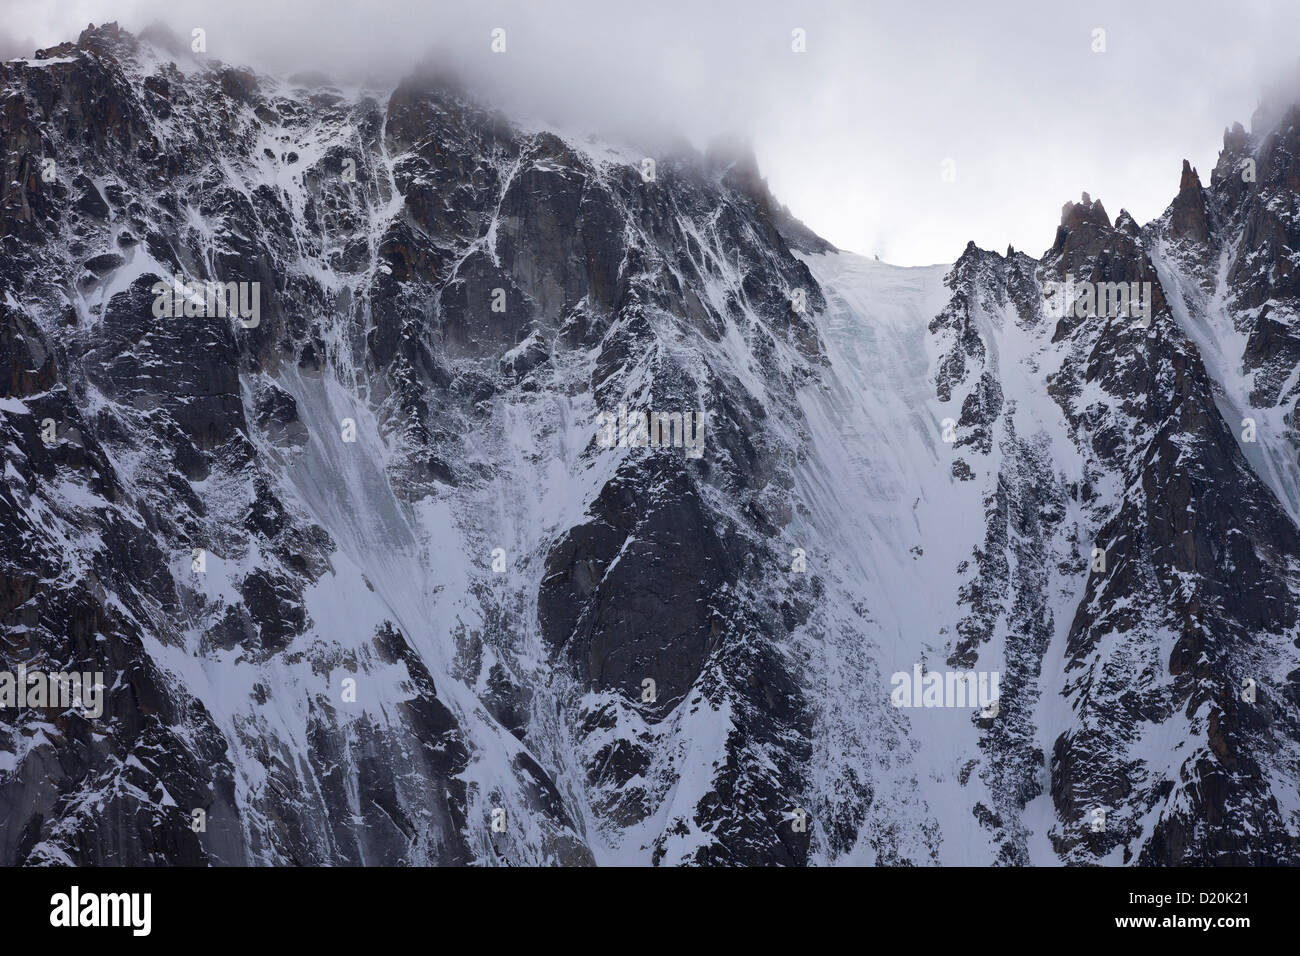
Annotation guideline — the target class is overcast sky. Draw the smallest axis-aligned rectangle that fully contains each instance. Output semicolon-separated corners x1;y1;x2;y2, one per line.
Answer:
4;0;1298;265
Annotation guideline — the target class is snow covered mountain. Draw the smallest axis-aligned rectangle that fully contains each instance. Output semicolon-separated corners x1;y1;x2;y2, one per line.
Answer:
1;22;1298;866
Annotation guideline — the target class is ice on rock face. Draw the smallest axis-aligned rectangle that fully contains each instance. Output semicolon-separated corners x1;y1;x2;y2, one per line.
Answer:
2;22;1299;867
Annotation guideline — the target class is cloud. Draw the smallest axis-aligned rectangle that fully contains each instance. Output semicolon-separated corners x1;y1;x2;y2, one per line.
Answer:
0;26;37;60
6;0;1300;264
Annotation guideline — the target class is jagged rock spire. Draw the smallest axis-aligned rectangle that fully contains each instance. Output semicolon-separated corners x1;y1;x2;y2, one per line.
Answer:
1169;158;1210;243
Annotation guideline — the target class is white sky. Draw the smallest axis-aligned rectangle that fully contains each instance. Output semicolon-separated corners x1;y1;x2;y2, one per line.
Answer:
3;0;1297;265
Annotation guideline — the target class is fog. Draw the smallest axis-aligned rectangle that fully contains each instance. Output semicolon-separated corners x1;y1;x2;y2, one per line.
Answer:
4;0;1298;264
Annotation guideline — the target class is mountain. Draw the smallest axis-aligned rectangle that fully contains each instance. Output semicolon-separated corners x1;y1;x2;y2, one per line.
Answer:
1;22;1297;865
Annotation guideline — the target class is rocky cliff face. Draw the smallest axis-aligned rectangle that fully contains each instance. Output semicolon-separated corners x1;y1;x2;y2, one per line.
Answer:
0;22;1297;865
